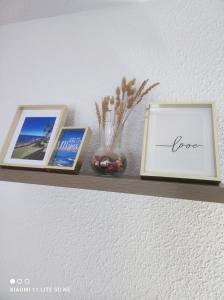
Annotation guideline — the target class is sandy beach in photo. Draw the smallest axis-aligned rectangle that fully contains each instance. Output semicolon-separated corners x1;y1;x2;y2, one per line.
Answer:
12;137;49;160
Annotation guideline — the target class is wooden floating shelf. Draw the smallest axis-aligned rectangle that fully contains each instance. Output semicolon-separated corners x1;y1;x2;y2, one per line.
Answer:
0;168;223;203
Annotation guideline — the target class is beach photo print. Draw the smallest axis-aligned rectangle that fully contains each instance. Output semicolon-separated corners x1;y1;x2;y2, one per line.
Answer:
0;105;68;168
47;127;91;174
11;117;56;161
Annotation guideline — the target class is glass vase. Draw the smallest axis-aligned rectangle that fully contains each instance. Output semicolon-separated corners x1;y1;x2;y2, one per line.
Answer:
91;113;127;176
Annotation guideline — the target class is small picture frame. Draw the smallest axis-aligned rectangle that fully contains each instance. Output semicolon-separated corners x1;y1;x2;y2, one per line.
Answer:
47;127;91;174
141;103;220;183
0;105;68;169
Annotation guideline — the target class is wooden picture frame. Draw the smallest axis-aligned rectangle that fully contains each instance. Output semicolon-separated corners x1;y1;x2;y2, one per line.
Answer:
47;127;92;174
140;103;220;183
0;105;68;169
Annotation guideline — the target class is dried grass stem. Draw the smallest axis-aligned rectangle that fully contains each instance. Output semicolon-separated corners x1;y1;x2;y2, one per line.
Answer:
95;77;160;151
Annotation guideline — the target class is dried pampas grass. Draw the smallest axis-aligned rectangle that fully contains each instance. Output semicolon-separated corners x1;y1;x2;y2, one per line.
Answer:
95;77;160;149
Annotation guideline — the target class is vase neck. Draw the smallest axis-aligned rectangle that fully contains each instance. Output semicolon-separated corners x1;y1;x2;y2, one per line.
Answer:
99;111;122;151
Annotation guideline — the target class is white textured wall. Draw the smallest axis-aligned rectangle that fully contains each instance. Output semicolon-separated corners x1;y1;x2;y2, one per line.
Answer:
0;0;224;299
0;182;224;300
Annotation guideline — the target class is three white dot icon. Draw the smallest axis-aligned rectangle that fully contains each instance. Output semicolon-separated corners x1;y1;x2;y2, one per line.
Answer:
10;278;30;285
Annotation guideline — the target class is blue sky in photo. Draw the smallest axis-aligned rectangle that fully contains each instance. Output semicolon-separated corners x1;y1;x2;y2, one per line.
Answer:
19;117;56;137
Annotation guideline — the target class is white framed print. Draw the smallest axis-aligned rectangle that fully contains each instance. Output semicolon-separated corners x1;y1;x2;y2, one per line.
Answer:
0;105;68;169
140;103;220;182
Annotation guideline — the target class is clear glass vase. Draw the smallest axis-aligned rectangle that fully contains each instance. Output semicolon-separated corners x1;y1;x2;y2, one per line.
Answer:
91;112;127;176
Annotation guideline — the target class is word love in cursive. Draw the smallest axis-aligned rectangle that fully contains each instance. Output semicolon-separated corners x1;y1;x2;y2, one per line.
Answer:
156;136;203;153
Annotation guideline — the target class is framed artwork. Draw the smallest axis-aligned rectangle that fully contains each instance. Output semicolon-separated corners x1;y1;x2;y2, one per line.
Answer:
141;103;220;182
47;127;91;174
0;105;68;169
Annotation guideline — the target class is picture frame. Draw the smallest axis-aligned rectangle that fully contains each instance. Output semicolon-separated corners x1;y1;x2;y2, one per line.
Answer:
0;105;68;169
140;103;220;183
47;127;92;174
